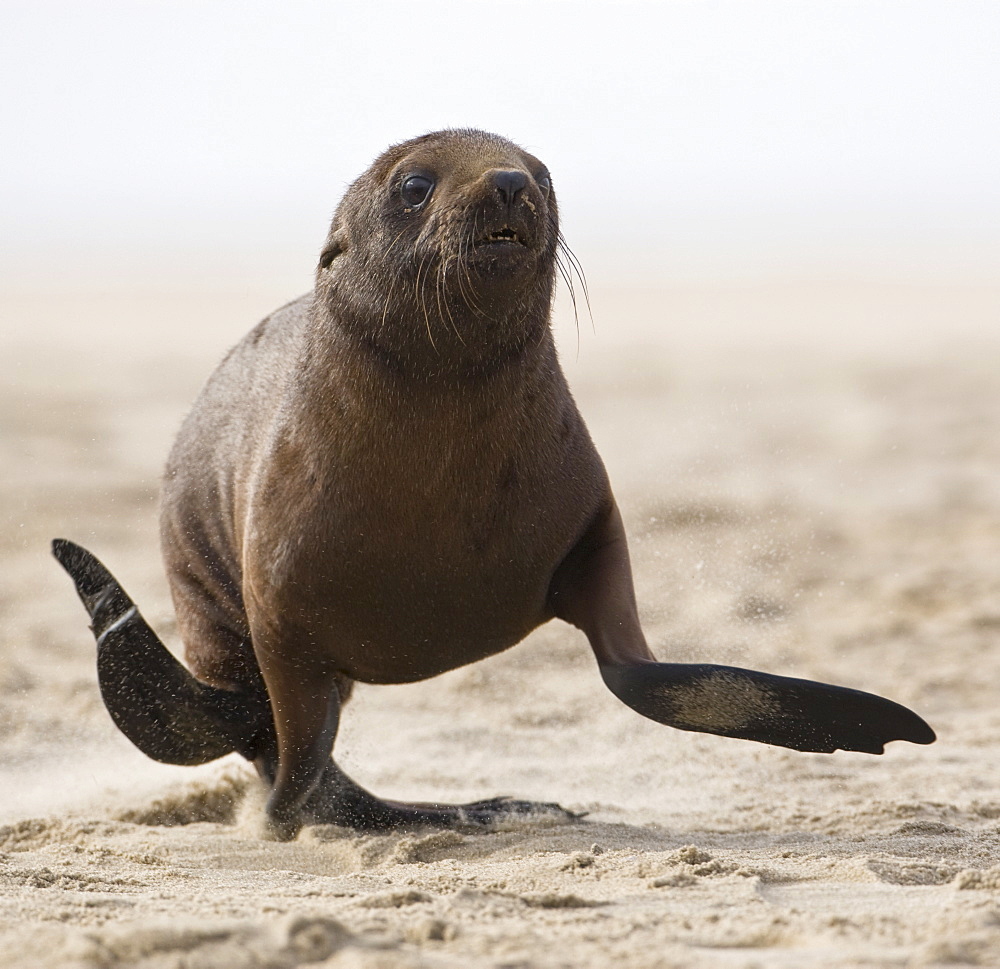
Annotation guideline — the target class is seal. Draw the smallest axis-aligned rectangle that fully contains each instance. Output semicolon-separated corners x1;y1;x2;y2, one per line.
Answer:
53;129;935;839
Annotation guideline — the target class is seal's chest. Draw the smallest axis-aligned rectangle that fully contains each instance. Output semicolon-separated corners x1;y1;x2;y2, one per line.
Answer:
287;499;559;682
340;446;567;570
278;449;577;668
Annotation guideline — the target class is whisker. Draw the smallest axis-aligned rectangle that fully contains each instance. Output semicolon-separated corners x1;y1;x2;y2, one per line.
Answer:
557;230;590;302
456;229;483;318
457;206;489;318
557;230;593;342
554;251;581;358
414;249;437;351
437;251;465;344
380;266;398;330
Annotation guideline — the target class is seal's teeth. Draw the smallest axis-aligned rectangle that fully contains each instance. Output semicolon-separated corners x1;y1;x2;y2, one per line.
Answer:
485;227;521;243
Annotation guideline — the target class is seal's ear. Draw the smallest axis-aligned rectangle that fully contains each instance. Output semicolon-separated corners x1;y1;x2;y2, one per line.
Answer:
319;227;348;269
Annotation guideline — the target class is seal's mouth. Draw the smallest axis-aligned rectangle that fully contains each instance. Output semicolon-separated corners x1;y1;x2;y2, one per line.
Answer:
476;226;527;248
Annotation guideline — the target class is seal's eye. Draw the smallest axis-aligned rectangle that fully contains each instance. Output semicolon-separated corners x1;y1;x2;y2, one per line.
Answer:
400;174;434;208
536;172;551;194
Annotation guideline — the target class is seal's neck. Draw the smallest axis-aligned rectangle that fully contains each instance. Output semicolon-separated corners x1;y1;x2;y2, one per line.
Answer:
315;259;556;385
298;303;562;444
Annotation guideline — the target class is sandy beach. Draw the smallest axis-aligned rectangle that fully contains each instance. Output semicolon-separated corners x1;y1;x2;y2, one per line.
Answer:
2;278;1000;968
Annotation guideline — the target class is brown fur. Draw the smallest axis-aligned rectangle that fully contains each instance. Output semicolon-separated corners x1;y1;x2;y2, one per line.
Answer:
157;130;652;835
161;130;614;689
53;130;931;839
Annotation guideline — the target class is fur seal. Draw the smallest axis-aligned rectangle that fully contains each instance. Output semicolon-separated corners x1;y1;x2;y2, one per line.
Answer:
53;129;935;839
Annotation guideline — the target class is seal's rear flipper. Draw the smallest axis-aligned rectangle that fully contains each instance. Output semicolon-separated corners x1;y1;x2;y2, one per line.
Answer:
52;539;263;766
600;662;935;754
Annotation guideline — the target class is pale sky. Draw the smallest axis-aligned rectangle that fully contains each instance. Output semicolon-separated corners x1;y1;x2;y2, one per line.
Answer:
3;0;998;286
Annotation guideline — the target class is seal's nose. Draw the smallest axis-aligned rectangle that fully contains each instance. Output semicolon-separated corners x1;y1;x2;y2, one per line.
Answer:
493;169;528;207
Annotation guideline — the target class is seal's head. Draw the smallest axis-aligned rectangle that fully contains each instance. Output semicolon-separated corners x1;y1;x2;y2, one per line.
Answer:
316;129;562;373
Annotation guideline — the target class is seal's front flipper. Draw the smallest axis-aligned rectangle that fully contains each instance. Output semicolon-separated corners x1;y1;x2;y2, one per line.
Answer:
51;539;262;766
601;662;936;754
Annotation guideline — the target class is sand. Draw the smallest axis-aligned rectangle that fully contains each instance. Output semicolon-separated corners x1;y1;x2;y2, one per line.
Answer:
2;279;1000;968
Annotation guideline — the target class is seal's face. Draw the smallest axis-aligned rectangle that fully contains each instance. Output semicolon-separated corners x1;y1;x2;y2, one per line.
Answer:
317;130;562;370
346;129;556;280
385;135;554;283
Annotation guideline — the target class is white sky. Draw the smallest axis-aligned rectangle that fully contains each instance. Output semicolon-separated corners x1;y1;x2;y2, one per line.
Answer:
3;0;998;285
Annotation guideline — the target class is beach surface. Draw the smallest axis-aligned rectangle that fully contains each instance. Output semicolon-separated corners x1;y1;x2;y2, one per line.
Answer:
2;278;1000;968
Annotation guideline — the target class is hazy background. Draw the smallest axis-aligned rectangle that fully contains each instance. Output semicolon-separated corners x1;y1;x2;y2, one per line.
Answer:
3;0;998;298
3;12;1000;965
